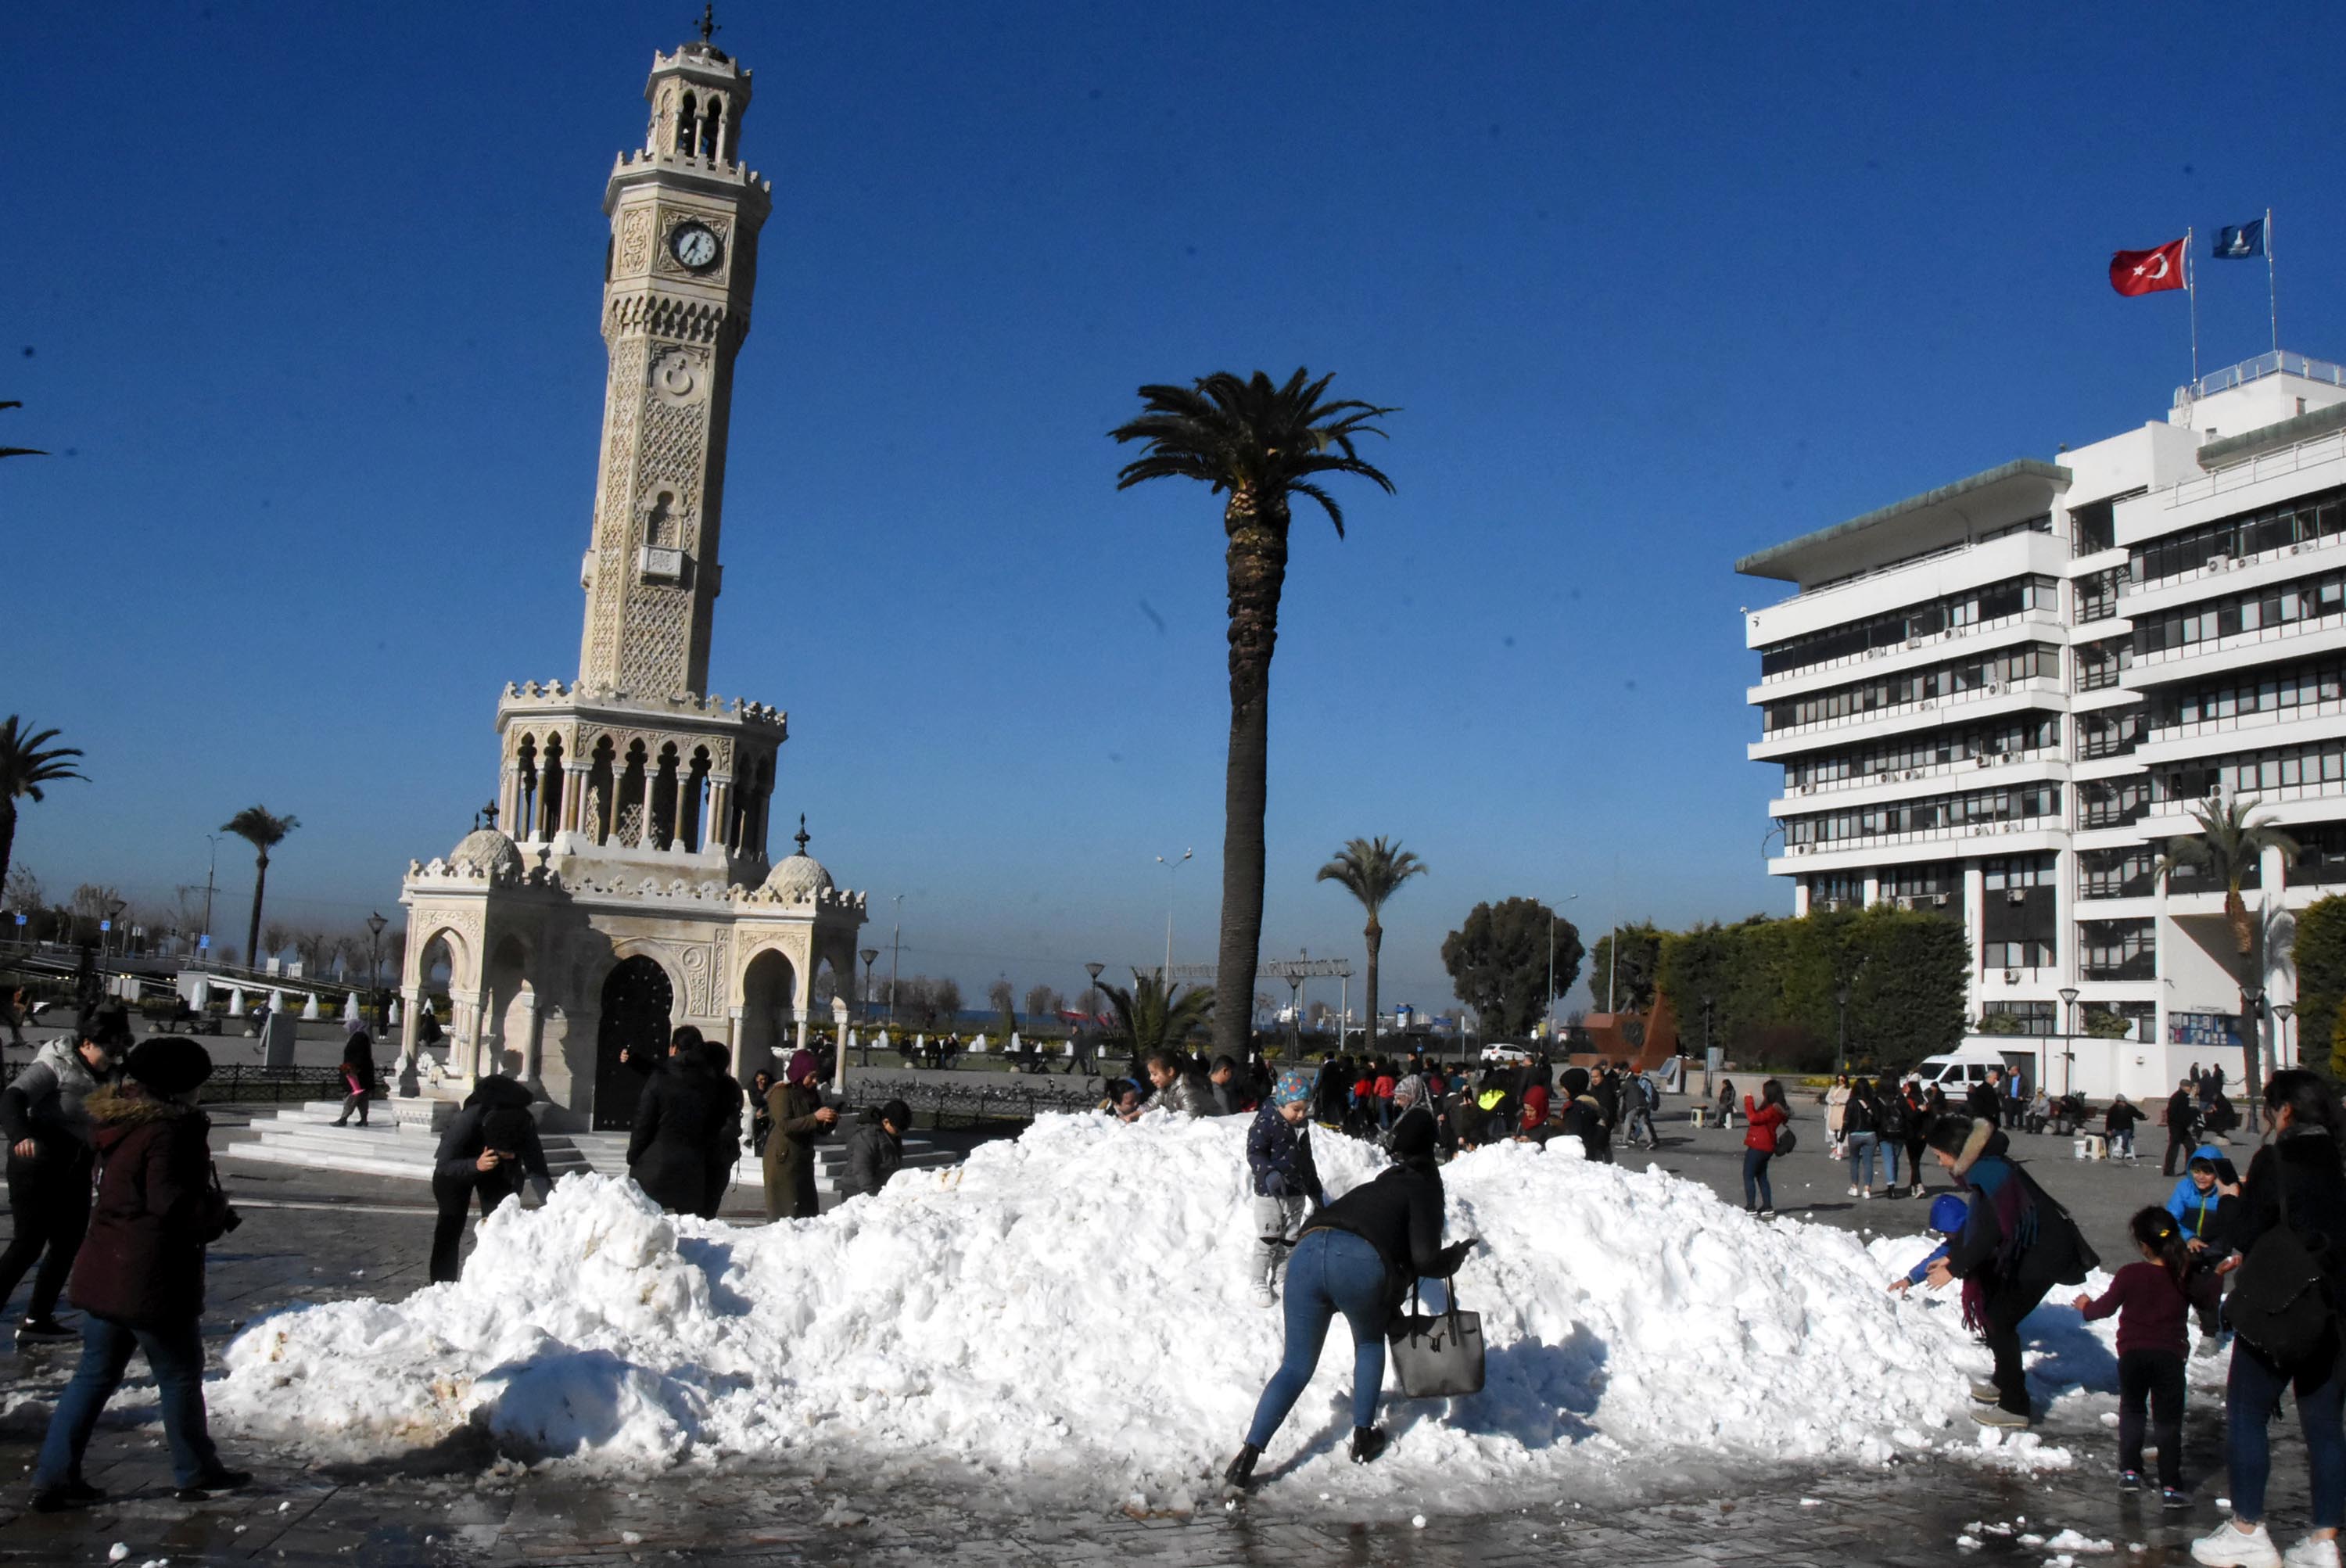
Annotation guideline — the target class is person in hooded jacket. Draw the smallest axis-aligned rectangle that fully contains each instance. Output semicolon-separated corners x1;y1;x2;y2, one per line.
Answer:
763;1049;837;1221
31;1039;246;1512
1221;1112;1472;1489
699;1039;744;1218
1246;1068;1325;1306
0;1016;120;1346
1922;1113;2097;1427
838;1099;911;1202
1558;1067;1613;1164
628;1026;734;1216
429;1075;553;1283
2190;1071;2346;1568
330;1029;375;1128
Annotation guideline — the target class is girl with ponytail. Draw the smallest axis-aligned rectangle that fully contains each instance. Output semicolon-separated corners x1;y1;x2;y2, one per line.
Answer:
2074;1205;2194;1504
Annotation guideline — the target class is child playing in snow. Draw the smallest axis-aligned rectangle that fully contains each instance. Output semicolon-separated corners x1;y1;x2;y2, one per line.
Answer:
2072;1207;2193;1508
1886;1195;1972;1294
1244;1067;1325;1307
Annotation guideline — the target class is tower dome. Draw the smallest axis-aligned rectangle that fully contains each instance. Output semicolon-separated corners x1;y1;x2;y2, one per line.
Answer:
448;827;524;884
759;815;832;902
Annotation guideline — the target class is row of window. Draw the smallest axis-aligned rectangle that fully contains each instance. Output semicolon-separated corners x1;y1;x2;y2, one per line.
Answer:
1781;716;2061;789
1803;823;2346;909
2080;709;2147;759
1982;853;2057;889
1762;644;2061;733
1984;939;2057;969
2128;486;2346;590
2078;777;2153;828
2076;635;2132;691
2133;569;2346;658
2158;738;2346;804
1757;576;2058;678
1785;783;2062;845
2076;568;2123;623
2154;655;2346;731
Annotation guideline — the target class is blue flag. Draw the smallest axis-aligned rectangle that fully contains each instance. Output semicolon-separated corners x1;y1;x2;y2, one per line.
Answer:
2212;219;2265;260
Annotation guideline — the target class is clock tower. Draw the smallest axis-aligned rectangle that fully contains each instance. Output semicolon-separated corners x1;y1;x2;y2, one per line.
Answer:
580;31;771;699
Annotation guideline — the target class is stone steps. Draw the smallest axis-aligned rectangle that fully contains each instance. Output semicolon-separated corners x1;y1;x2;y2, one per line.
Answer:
220;1101;956;1193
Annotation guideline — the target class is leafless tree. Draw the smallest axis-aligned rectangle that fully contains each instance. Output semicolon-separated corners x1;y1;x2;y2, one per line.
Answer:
263;923;291;964
987;978;1015;1017
1024;984;1064;1020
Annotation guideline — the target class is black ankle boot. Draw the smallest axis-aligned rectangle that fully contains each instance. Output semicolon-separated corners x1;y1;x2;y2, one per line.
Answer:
1222;1443;1259;1490
1349;1426;1387;1466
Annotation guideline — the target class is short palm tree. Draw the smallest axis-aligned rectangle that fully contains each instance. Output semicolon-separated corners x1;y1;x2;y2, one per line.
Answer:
2157;794;2298;1114
1098;970;1215;1064
1111;370;1395;1063
0;401;45;461
1;717;85;907
223;806;300;975
1316;836;1426;1057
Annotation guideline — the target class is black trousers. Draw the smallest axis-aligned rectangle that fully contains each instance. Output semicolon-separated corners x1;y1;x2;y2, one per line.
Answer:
430;1169;521;1283
0;1150;93;1322
2118;1348;2186;1487
2165;1132;2197;1176
1983;1280;2052;1415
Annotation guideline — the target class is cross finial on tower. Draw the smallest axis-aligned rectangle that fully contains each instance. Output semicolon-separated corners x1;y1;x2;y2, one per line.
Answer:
696;3;719;44
795;813;810;855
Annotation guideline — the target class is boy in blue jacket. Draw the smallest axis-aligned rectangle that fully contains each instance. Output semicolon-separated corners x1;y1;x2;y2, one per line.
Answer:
1888;1194;1973;1294
1244;1067;1325;1308
2162;1143;2229;1243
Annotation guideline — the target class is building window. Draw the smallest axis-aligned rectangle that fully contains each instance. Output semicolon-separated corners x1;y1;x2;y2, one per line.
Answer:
2128;485;2346;590
1756;576;2059;679
2157;739;2346;811
1982;999;2055;1034
1982;943;2055;974
2079;918;2156;981
2079;709;2145;759
2079;845;2157;899
1807;871;1865;907
1762;644;2060;733
2075;568;2122;622
2294;823;2346;888
1781;715;2059;790
2077;777;2151;828
2155;655;2346;732
1785;784;2061;847
2075;635;2132;691
2132;569;2346;659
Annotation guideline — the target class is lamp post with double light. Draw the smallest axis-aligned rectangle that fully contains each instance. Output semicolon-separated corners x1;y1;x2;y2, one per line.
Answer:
367;911;389;1031
2057;986;2079;1100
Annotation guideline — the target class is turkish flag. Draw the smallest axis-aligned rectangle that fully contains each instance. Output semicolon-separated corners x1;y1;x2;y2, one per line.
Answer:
2111;239;2186;297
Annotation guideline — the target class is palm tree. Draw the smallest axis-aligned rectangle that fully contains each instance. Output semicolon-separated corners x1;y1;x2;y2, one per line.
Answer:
2157;794;2298;1118
1111;370;1396;1063
222;806;300;977
0;401;45;461
1098;970;1215;1064
1315;836;1426;1056
0;717;85;906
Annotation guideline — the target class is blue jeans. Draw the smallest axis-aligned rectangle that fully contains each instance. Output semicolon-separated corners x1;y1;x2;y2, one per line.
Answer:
1845;1131;1878;1189
2228;1340;2346;1528
1245;1229;1390;1448
1742;1147;1774;1210
34;1315;221;1489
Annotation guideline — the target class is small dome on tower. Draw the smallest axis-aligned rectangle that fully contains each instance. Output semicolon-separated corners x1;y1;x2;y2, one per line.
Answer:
759;813;831;902
448;828;524;884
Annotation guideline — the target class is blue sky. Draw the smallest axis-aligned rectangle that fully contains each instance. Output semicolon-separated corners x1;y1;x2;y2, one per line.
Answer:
6;2;2341;1012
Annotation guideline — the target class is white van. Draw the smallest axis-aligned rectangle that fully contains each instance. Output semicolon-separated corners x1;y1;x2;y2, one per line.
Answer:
1909;1048;2033;1095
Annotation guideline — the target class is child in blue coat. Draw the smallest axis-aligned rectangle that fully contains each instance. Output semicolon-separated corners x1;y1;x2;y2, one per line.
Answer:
1244;1068;1325;1308
1888;1194;1972;1294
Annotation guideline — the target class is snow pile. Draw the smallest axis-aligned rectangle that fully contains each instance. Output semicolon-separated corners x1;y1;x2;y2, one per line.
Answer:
216;1113;2017;1502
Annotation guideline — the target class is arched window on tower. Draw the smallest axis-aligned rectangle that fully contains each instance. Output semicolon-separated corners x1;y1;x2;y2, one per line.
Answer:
698;98;722;160
515;736;539;841
650;743;681;852
644;490;674;548
675;92;698;156
682;746;712;852
538;734;565;841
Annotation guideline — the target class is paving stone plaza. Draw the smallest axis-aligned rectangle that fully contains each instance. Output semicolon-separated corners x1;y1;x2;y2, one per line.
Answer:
0;1111;2323;1567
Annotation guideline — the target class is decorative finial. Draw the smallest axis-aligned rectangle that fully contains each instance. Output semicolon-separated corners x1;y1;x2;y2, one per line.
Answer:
481;801;499;832
696;3;719;44
795;813;810;856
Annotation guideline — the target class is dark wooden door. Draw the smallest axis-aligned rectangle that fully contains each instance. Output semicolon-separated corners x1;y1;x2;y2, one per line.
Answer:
593;956;673;1131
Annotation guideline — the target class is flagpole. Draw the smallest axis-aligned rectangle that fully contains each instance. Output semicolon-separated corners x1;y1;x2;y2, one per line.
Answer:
2186;226;2200;389
2267;207;2280;354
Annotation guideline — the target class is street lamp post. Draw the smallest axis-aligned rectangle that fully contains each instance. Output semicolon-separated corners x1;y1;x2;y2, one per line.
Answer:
2057;985;2080;1100
202;834;221;963
888;895;904;1026
2243;985;2267;1132
1156;849;1191;986
1286;974;1304;1058
2275;1002;2298;1071
1082;961;1105;1074
1703;995;1716;1062
859;947;879;1024
105;898;126;965
366;911;389;1032
1835;983;1851;1077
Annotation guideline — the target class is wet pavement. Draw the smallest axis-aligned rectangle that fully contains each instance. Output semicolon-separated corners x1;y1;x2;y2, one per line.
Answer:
0;1111;2319;1566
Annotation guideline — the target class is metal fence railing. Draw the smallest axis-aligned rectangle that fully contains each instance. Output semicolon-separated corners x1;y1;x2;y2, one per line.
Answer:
839;1073;1102;1127
0;1060;353;1106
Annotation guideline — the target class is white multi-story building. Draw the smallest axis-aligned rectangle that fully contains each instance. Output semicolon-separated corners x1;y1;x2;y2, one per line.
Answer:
1739;350;2346;1101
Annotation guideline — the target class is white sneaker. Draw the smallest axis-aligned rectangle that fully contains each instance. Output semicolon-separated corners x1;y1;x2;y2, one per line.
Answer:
1846;1186;1860;1197
1250;1284;1275;1309
2283;1538;2341;1568
2193;1520;2281;1568
1861;1188;1873;1200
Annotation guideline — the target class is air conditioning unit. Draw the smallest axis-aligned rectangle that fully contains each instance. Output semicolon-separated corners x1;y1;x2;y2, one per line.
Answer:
1932;892;1953;906
1976;755;1992;767
2007;890;2028;905
2003;970;2021;984
1907;637;1924;649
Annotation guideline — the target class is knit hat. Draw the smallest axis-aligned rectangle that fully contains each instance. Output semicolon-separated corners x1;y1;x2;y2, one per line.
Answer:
124;1037;212;1096
786;1050;818;1084
1559;1067;1591;1099
1272;1067;1315;1107
1927;1194;1969;1235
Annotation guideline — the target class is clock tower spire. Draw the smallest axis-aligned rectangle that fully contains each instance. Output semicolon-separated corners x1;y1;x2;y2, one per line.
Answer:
579;30;772;699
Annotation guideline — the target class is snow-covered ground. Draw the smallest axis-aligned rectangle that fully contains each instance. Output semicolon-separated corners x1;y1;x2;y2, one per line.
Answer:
213;1112;2166;1510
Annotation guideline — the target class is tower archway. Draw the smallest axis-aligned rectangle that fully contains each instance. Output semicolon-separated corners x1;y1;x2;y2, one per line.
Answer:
737;945;797;1082
593;955;673;1130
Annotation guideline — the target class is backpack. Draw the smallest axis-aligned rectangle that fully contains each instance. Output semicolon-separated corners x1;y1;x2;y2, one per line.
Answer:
1877;1093;1908;1140
2228;1160;2337;1369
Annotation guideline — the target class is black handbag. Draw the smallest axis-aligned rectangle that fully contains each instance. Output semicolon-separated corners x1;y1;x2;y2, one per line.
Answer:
1386;1276;1486;1398
1774;1126;1798;1157
2227;1156;2333;1369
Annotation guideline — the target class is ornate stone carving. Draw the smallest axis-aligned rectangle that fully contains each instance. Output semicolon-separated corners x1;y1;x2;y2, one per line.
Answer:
617;208;655;274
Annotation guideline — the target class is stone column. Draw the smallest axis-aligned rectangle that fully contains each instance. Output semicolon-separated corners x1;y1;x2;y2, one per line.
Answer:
397;985;425;1094
709;778;734;850
452;989;485;1087
518;993;543;1085
560;761;584;834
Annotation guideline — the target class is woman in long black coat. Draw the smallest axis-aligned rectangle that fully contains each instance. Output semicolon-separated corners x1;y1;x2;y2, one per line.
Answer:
429;1075;551;1283
626;1028;730;1215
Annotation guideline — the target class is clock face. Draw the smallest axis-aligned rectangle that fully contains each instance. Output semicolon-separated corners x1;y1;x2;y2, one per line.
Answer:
669;222;720;271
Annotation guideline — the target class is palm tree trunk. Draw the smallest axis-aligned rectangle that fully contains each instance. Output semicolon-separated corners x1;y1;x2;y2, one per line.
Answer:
2229;886;2265;1126
1214;490;1287;1064
0;804;15;918
246;852;270;974
1364;917;1382;1058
